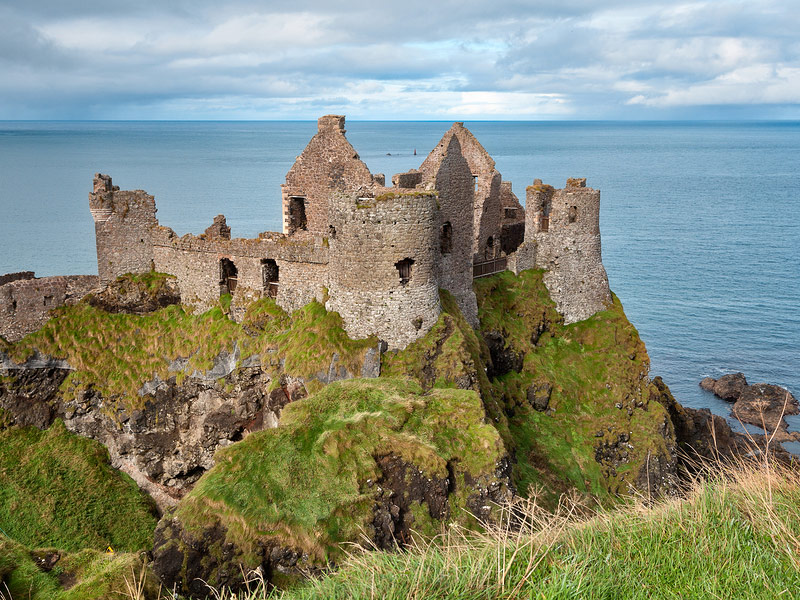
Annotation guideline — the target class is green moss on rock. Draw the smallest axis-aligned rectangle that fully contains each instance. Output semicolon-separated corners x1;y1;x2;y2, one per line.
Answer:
9;296;376;410
474;270;676;502
153;378;509;592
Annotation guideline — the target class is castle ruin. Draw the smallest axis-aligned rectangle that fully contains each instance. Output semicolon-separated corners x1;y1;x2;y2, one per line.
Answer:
2;116;611;348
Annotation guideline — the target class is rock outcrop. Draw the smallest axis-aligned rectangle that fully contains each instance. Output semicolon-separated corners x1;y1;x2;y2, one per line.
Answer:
151;379;512;595
700;373;798;442
85;272;181;314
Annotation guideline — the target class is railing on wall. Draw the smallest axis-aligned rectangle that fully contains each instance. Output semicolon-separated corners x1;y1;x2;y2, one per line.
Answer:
473;257;508;279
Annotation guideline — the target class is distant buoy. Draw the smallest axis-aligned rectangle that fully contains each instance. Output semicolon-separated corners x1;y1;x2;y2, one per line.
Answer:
414;149;417;155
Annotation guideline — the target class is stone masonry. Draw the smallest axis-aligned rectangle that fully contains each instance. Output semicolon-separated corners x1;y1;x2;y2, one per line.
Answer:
2;115;612;349
0;274;99;341
522;178;612;323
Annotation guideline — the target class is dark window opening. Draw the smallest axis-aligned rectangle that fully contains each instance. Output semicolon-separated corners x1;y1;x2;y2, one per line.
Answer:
440;222;453;254
568;205;578;224
504;208;517;219
220;258;238;296
43;295;53;307
328;225;337;239
539;199;551;232
485;236;496;260
289;196;308;233
11;299;17;313
261;259;279;298
395;258;414;286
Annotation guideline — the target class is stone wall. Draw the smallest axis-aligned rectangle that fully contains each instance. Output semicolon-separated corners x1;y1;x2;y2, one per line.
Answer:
0;272;34;287
425;136;479;326
0;275;98;341
327;190;441;349
90;174;157;284
152;221;328;315
499;182;525;255
421;123;506;258
525;178;611;323
281;116;375;237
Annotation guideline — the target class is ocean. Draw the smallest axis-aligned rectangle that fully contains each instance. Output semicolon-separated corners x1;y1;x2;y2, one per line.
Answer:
1;120;798;429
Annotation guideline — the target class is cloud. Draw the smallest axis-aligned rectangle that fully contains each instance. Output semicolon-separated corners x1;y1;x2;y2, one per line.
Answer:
0;0;798;118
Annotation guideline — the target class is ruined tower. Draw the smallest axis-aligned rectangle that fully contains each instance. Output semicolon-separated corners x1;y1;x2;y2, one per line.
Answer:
90;174;157;284
326;189;441;350
525;178;611;323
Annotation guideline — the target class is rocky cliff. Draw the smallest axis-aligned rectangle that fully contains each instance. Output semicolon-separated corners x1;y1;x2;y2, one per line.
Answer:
0;268;705;595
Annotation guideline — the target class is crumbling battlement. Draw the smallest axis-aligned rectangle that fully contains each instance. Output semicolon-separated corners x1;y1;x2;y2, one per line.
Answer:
151;220;330;315
0;274;99;342
0;272;35;287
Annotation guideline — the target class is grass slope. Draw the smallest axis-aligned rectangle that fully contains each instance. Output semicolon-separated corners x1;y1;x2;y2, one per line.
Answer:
0;420;157;552
9;286;375;408
0;540;160;600
275;462;800;600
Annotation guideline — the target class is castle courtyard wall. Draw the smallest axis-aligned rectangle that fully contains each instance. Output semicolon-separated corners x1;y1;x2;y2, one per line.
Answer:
0;275;98;342
152;226;329;315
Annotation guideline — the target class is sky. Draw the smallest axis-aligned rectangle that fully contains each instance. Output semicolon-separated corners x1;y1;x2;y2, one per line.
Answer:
1;0;799;120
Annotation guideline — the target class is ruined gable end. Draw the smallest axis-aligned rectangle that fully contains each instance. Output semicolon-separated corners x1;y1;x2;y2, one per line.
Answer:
281;115;374;237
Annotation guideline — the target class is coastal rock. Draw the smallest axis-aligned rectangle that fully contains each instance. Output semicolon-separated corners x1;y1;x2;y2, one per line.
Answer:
149;379;512;595
653;376;751;460
699;372;747;401
732;383;798;440
699;374;798;442
0;365;274;510
484;330;524;377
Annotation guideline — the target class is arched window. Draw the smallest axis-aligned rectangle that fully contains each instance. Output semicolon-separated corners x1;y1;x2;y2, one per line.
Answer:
288;196;307;233
539;199;551;232
440;222;452;254
568;205;578;224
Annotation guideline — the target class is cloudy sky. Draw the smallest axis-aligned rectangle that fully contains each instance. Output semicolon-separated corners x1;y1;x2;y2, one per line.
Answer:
2;0;799;119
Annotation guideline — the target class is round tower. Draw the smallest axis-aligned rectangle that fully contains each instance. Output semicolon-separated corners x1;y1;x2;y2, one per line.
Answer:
326;189;441;350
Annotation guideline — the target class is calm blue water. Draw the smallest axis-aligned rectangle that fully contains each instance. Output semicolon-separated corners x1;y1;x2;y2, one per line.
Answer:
1;121;798;419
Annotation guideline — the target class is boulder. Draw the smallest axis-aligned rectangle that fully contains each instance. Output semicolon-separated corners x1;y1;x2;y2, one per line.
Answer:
699;372;747;401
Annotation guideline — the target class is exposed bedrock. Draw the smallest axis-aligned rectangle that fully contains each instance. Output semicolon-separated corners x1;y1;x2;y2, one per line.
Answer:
150;378;513;596
85;272;181;314
0;348;376;511
700;373;798;442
